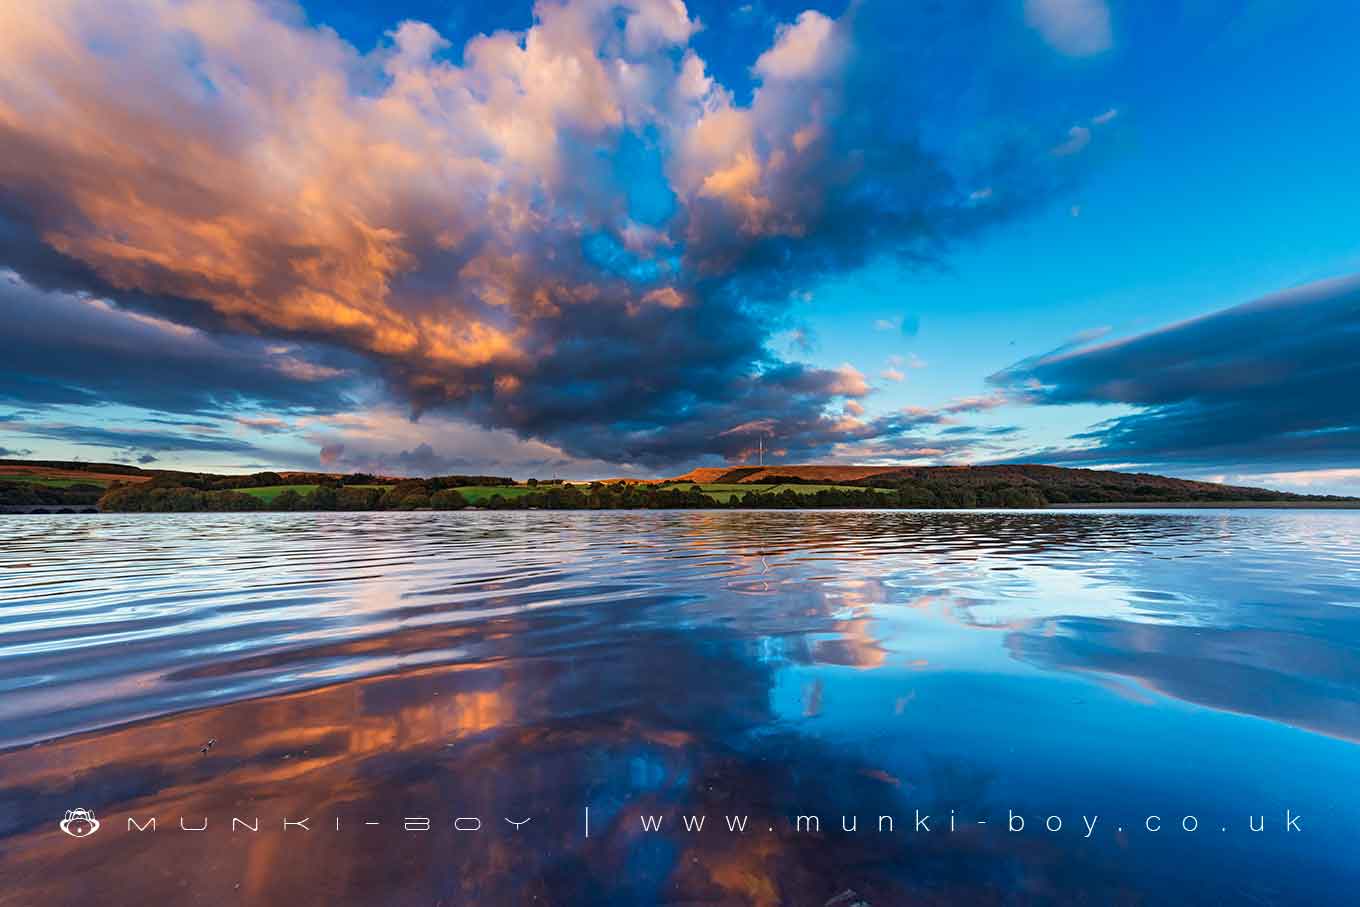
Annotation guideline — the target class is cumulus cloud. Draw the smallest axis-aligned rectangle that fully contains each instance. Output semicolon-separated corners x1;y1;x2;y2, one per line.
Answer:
989;274;1360;470
753;10;843;81
0;0;1064;468
1025;0;1112;56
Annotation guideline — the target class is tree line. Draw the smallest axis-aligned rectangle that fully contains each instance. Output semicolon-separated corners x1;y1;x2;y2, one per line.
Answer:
30;467;1346;514
96;477;1061;512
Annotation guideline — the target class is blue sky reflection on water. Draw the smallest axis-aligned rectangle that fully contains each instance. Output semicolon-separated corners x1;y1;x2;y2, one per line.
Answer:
0;509;1358;903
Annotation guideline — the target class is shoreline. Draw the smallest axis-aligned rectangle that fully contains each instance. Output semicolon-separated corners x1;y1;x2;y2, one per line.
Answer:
1046;501;1360;510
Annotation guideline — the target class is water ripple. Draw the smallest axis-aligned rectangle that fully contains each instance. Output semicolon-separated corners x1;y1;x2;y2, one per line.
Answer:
1;509;1358;749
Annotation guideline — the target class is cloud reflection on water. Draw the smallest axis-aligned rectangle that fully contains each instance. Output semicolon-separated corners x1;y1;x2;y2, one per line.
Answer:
1;509;1358;903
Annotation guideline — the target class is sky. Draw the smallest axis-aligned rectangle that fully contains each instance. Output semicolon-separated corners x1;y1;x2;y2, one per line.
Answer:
1;0;1358;491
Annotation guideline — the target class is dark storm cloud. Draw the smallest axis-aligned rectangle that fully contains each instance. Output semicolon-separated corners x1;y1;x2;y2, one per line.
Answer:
320;439;483;476
375;443;475;475
0;206;107;296
0;274;363;417
0;0;1083;468
988;275;1360;469
11;423;258;454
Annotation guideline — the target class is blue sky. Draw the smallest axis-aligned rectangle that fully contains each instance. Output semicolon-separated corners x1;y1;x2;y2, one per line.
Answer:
1;0;1358;491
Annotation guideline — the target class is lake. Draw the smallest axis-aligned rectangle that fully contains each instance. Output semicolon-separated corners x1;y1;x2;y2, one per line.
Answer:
1;509;1357;905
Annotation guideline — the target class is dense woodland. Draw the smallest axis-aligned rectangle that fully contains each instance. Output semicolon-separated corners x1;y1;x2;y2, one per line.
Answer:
0;479;106;509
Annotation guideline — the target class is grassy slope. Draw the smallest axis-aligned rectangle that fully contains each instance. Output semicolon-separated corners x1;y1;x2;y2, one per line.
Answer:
452;486;538;503
237;484;388;502
657;482;895;503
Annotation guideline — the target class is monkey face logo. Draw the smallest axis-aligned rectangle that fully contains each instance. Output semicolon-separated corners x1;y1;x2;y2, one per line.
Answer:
59;808;100;838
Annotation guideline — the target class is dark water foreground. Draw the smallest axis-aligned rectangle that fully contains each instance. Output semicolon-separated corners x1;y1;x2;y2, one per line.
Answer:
1;510;1357;905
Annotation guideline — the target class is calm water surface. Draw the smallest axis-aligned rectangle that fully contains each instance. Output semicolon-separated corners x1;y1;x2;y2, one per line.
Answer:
1;510;1358;905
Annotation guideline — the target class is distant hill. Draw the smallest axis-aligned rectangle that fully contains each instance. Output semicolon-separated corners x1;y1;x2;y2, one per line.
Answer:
670;464;923;485
0;460;155;483
664;463;1353;505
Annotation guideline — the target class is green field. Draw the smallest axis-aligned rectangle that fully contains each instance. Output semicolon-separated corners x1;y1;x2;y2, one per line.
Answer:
238;484;321;502
0;474;113;488
451;485;539;503
237;483;388;502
